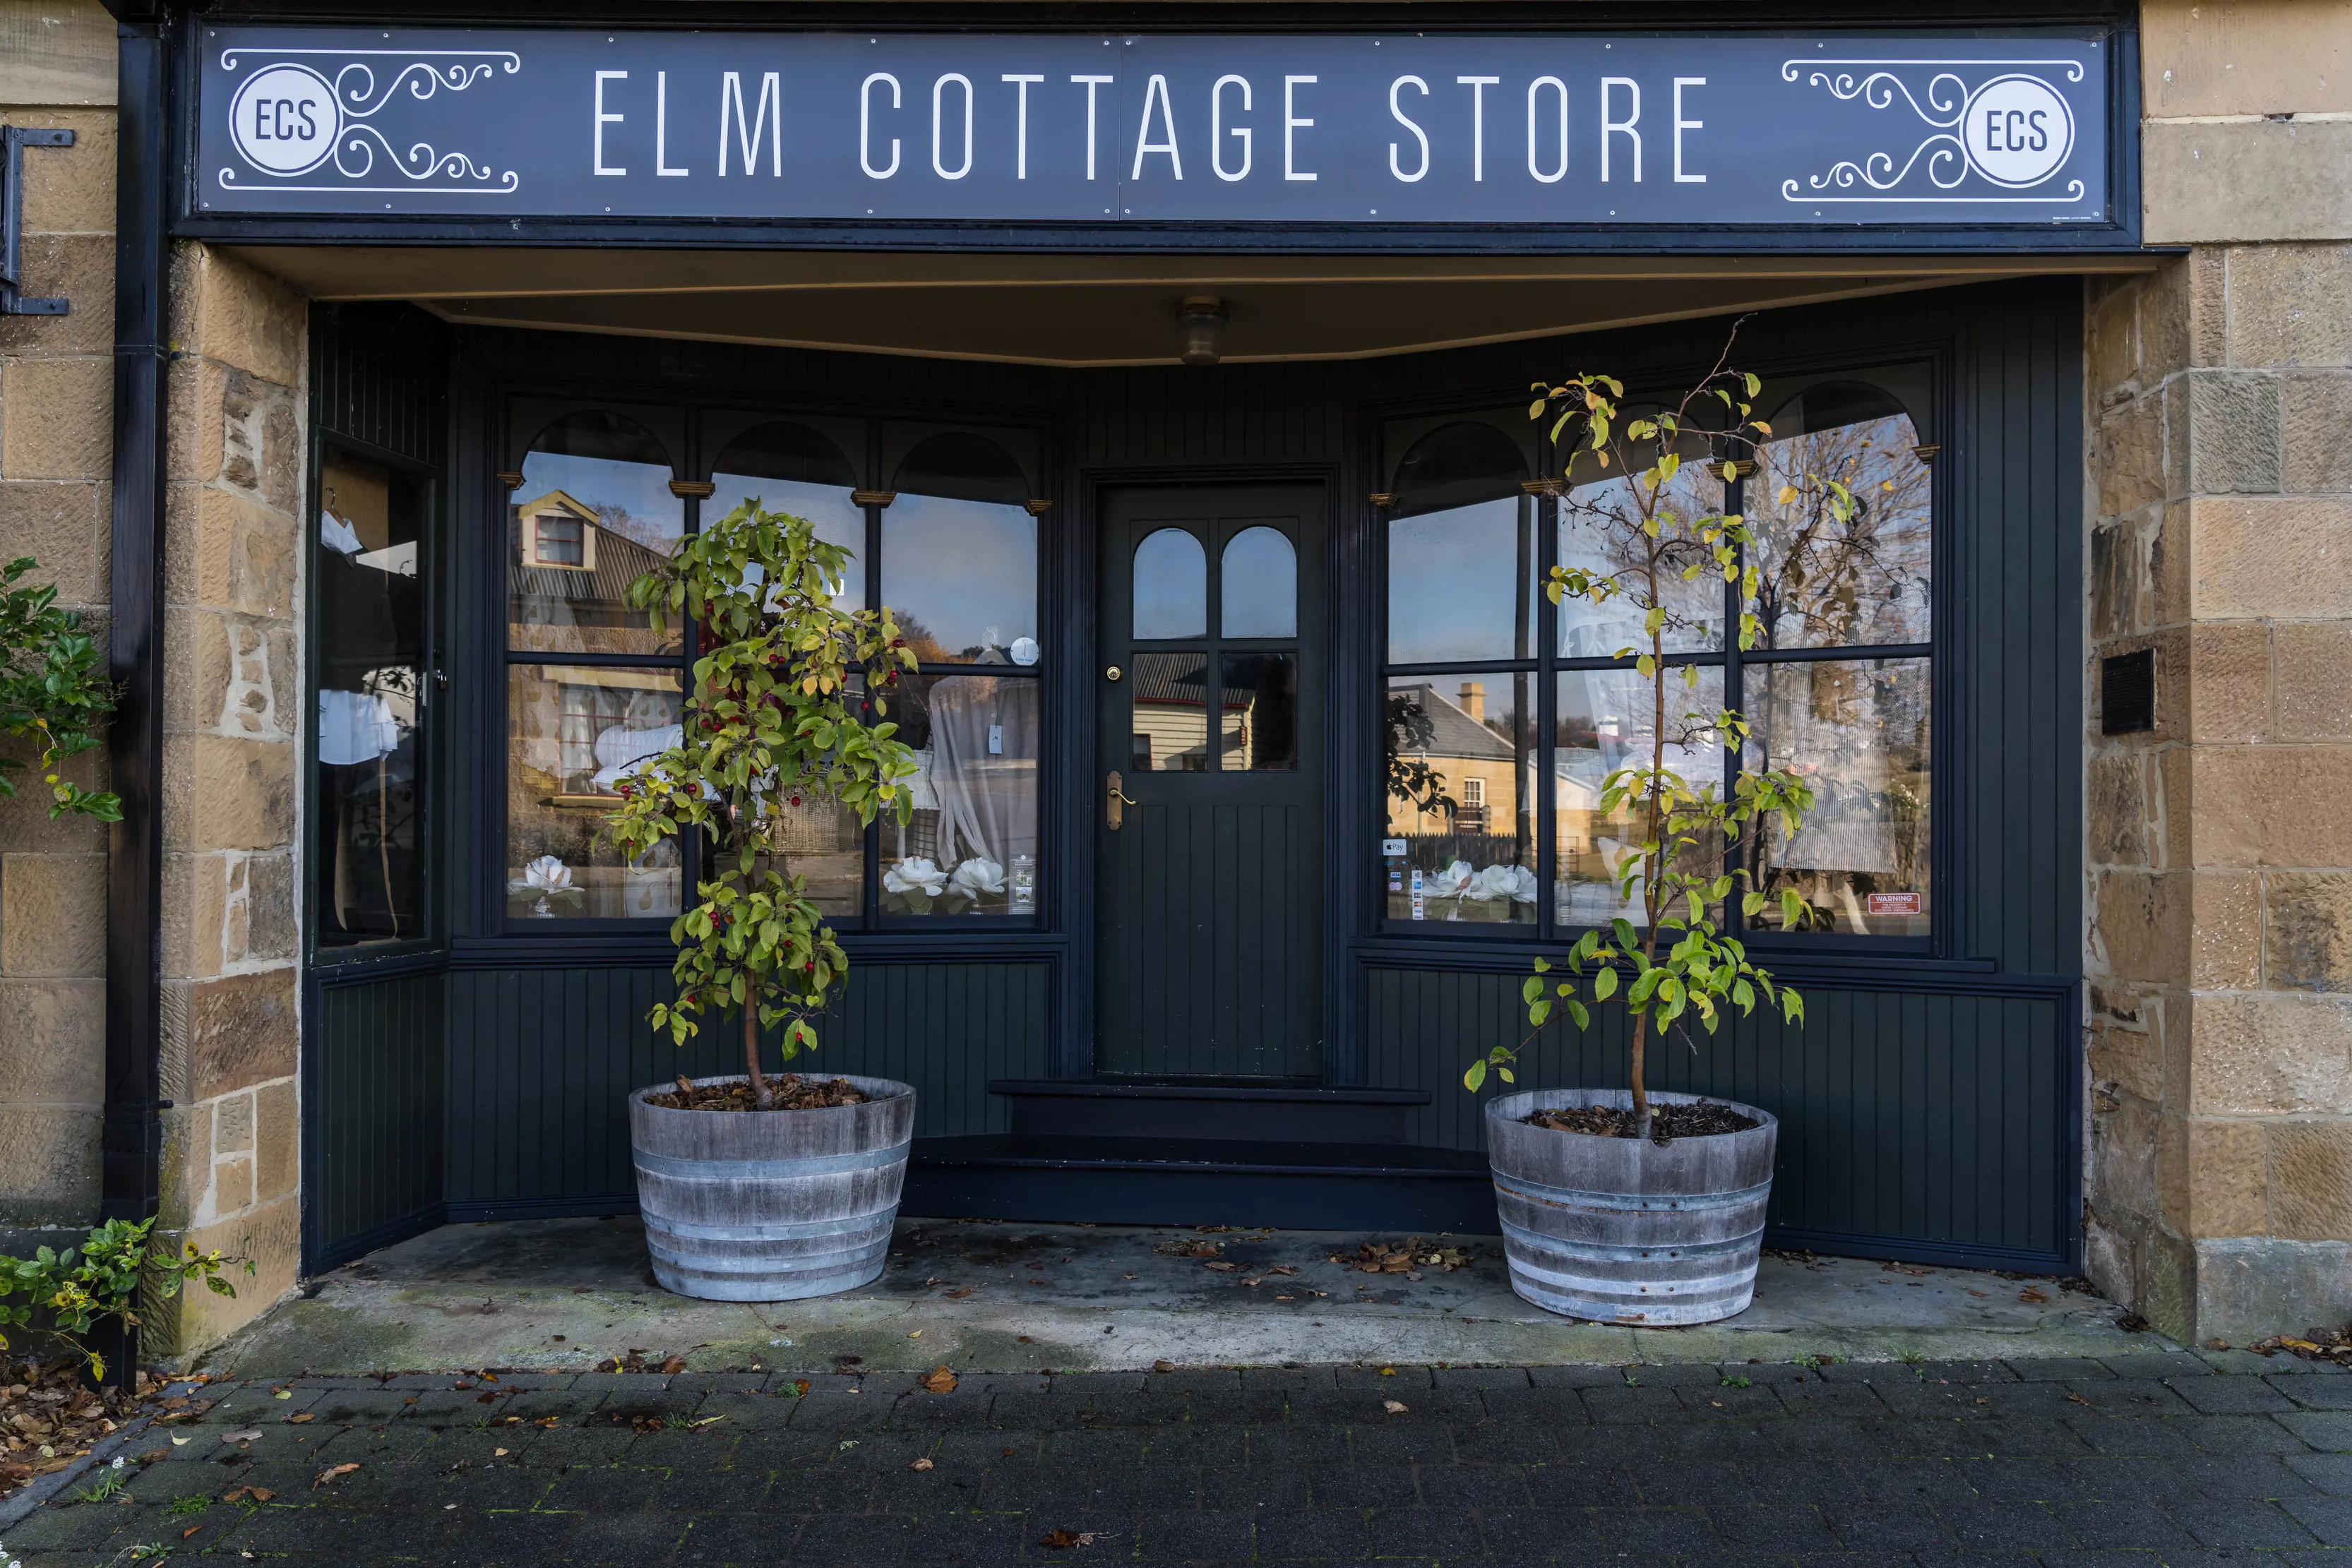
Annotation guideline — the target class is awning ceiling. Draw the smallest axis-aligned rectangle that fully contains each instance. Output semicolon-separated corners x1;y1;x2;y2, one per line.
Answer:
227;245;2157;368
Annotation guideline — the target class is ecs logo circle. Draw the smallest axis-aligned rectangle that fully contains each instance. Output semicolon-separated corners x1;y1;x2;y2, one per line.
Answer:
1960;74;2075;188
229;64;339;176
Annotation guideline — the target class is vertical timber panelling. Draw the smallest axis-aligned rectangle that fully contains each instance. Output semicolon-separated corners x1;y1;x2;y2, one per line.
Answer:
1368;971;2065;1261
444;962;1050;1211
311;972;445;1262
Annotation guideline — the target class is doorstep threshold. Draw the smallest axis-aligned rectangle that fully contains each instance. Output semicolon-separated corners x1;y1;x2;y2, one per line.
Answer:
914;1133;1490;1179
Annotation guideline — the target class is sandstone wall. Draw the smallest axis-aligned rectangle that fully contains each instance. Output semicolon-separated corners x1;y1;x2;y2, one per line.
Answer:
2084;0;2352;1343
0;0;118;1245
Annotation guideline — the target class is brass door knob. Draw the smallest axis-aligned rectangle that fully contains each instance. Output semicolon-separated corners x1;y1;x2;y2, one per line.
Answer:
1106;664;1123;682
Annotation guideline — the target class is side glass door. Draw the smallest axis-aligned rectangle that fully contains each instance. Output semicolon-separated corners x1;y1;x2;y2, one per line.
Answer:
1097;485;1325;1079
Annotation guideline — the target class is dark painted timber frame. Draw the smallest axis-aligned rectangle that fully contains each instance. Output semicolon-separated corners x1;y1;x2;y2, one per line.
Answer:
92;1;2095;1279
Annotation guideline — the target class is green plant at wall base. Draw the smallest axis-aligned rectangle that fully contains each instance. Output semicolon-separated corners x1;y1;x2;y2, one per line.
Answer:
0;1218;250;1379
0;557;119;820
1462;340;1835;1136
602;503;919;1108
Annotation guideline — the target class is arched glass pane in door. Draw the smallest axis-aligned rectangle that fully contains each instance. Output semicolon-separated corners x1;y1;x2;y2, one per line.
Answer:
1133;527;1207;640
1222;525;1297;638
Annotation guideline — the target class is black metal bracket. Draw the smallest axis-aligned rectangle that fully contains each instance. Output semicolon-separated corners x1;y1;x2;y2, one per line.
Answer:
2;126;76;316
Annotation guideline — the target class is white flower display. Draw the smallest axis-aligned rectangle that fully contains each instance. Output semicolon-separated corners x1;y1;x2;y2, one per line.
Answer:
519;855;572;892
1467;863;1539;904
883;857;948;897
949;857;1005;897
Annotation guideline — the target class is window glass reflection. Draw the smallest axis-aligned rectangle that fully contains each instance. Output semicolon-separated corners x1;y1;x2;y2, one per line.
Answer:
709;421;866;610
1387;421;1532;664
1132;652;1210;772
317;450;426;947
1222;526;1298;638
1222;652;1297;770
880;673;1039;916
511;412;682;657
1748;383;1932;649
888;433;1038;664
506;665;683;919
1554;666;1726;929
1557;409;1727;657
1383;676;1534;926
1133;527;1207;640
1743;657;1930;937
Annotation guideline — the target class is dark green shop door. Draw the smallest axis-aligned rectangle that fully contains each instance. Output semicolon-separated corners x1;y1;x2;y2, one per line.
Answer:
1097;485;1326;1078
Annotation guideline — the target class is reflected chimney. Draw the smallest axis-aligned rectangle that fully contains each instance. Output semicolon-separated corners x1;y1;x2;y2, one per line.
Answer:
1459;681;1485;722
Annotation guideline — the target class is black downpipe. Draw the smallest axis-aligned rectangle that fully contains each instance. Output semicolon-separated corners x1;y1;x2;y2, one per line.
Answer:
98;5;173;1387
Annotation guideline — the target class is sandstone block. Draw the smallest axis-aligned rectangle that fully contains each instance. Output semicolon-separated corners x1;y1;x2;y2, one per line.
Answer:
2274;623;2352;740
2142;0;2352;119
0;354;111;481
0;732;108;855
2152;501;2192;627
2159;745;2194;871
2185;370;2283;495
2190;498;2352;619
164;483;298;620
242;851;296;966
2089;517;2151;639
2144;121;2352;246
0;1103;98;1224
172;243;307;392
2088;277;2142;404
2090;1016;2163;1103
2161;1114;2270;1239
2187;249;2230;371
0;11;120;110
2193;870;2264;991
212;1089;253;1154
160;733;294;854
157;1100;208;1232
0;479;105;606
13;110;115;232
2228;244;2352;368
2191;1235;2352;1346
2094;868;2188;983
161;851;229;980
177;967;296;1103
2189;621;2272;744
2189;990;2352;1115
2269;873;2352;992
0;233;113;356
2087;750;2149;866
2097;393;2166;519
254;1077;296;1202
0;977;100;1103
206;1152;254;1220
0;851;105;977
172;1196;297;1359
2189;744;2352;868
2092;1089;2162;1224
2281;373;2352;494
2272;1120;2352;1240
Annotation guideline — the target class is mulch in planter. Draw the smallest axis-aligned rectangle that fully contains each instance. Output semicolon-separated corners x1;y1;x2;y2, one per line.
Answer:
647;1074;869;1112
1524;1101;1761;1143
1;1358;164;1497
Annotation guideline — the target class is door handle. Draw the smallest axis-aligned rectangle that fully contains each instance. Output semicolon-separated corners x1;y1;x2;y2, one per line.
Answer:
1106;770;1138;831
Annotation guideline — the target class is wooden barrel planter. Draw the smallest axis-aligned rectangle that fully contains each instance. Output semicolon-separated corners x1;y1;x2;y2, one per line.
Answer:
1485;1088;1777;1325
628;1073;916;1302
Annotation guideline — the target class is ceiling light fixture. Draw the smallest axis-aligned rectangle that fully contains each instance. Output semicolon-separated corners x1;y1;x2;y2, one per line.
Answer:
1178;296;1228;366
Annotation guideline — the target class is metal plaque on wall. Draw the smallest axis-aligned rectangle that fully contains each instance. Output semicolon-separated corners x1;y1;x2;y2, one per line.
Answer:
193;26;2117;234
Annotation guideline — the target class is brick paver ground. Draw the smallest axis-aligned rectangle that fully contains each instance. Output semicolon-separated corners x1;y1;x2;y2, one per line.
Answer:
8;1350;2352;1566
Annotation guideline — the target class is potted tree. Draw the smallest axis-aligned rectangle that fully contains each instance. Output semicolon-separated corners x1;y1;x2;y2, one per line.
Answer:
1462;348;1838;1325
604;503;921;1302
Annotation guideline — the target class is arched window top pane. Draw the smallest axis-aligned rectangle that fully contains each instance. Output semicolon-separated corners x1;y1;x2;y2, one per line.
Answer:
1392;421;1526;520
513;410;682;657
894;431;1031;506
1133;527;1207;640
1749;381;1931;650
712;421;858;491
1222;525;1297;638
1557;402;1724;657
709;421;865;609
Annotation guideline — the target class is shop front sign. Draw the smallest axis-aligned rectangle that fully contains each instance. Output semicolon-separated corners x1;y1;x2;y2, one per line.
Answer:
197;27;2116;232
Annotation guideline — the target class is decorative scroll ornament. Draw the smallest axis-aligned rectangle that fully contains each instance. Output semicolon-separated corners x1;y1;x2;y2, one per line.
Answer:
1781;59;2086;205
218;48;522;196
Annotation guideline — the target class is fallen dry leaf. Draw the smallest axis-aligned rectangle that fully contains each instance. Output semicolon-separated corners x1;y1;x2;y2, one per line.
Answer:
1002;1447;1017;1457
1154;1240;1224;1257
1268;1264;1298;1276
660;1355;687;1375
790;1380;811;1398
1039;1528;1102;1549
220;1485;275;1504
909;1457;935;1471
2067;1392;2093;1406
181;1525;204;1540
494;1448;508;1457
1202;1261;1238;1273
919;1366;959;1395
1383;1399;1409;1414
534;1416;559;1428
282;1413;313;1425
943;1287;974;1299
1152;1360;1176;1374
2018;1287;2050;1305
314;1463;360;1488
220;1430;263;1445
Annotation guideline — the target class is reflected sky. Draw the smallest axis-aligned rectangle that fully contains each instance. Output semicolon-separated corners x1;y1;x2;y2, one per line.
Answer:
1387;498;1528;665
883;493;1037;659
1222;525;1298;639
1133;527;1207;640
708;474;866;609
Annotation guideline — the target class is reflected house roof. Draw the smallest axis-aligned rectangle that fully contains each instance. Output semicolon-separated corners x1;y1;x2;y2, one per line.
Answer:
511;489;674;619
1133;663;1252;712
1388;682;1515;762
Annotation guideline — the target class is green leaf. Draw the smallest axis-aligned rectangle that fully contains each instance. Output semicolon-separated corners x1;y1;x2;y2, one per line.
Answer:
1592;966;1618;1001
1464;1060;1487;1092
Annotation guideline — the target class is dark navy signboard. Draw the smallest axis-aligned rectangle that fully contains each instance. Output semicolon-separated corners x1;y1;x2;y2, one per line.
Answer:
196;28;2111;227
